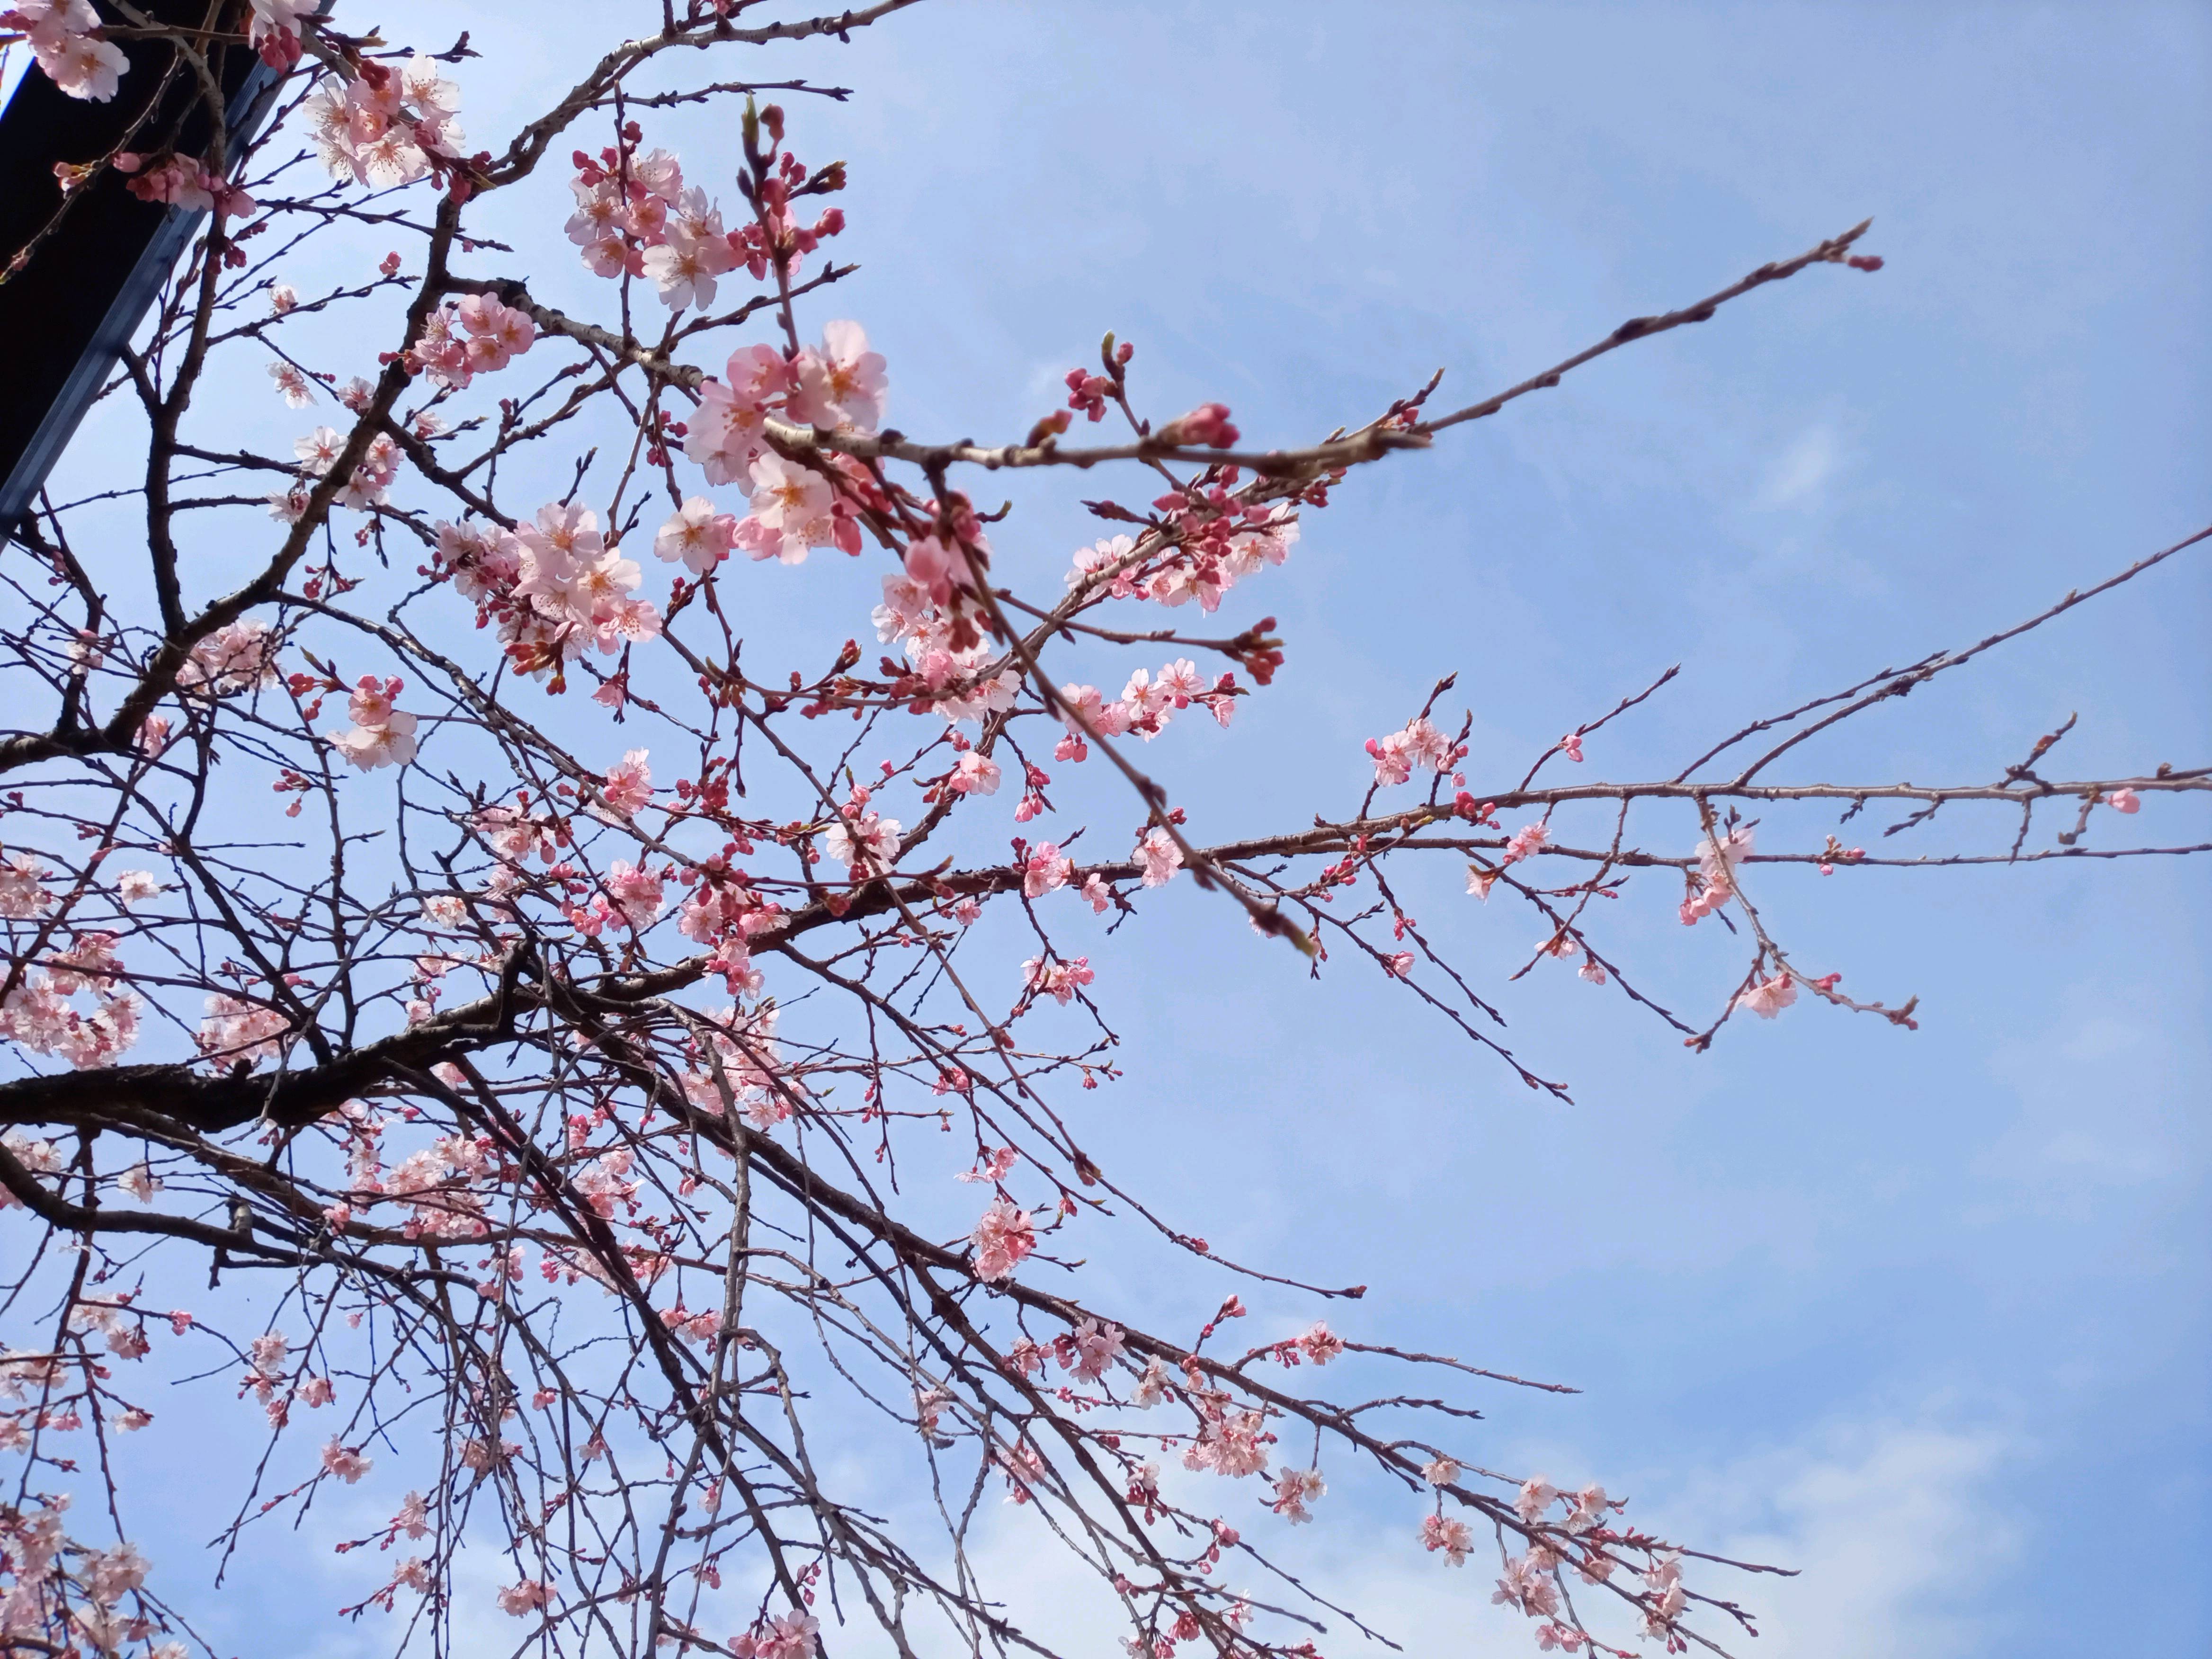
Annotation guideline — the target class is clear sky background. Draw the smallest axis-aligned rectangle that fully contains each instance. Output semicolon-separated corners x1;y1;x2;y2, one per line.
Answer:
15;3;2209;1656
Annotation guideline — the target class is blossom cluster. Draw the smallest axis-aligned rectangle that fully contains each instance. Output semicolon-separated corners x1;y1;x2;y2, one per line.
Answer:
731;1610;821;1659
1054;659;1239;764
1180;1391;1275;1478
678;1003;789;1128
432;504;661;683
318;1101;508;1240
1463;816;1549;900
821;785;903;874
1681;822;1753;925
1020;954;1096;1006
9;0;125;101
115;151;255;221
0;929;139;1070
246;0;314;68
0;46;1999;1659
684;322;883;491
1365;714;1457;786
0;1495;179;1659
566;127;844;309
195;989;290;1070
1062;475;1301;617
174;618;281;697
326;676;419;771
970;1197;1037;1283
674;855;783;998
404;292;537;390
304;55;464;190
282;423;401;515
873;562;1024;723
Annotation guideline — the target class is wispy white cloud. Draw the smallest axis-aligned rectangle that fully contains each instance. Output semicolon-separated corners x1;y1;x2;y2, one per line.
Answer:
1757;426;1847;511
1979;990;2208;1206
1669;1416;2022;1659
848;1409;2022;1659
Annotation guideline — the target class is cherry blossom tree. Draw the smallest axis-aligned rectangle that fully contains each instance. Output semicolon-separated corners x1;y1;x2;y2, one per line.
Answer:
1;5;2205;1658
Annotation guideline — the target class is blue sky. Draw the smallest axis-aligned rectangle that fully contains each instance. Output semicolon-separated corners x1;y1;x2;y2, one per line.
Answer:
16;2;2209;1655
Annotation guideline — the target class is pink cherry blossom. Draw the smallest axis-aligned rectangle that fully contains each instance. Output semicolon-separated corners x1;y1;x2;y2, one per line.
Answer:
1695;822;1754;885
33;13;128;103
1421;1513;1473;1565
1063;1318;1125;1381
641;187;738;309
956;1145;1018;1185
1022;955;1094;1005
601;749;653;817
1733;972;1797;1019
1493;1552;1561;1618
1183;1407;1274;1478
823;807;902;872
136;712;173;755
1067;365;1121;426
900;534;958;609
602;861;665;928
1137;828;1183;888
741;453;836;565
196;993;289;1069
393;1492;432;1539
684;350;790;484
791;320;887;433
1566;1483;1611;1533
18;2;101;56
83;1541;147;1604
1365;716;1453;785
115;871;163;905
1066;534;1137;591
0;853;54;919
248;0;312;68
949;750;1002;796
267;362;314;407
328;677;420;771
118;1164;160;1204
1020;842;1073;898
1641;1554;1687;1637
1501;821;1551;866
733;1610;819;1659
178;618;279;694
654;497;738;573
321;1438;373;1483
455;293;537;366
497;1579;551;1616
1515;1476;1559;1524
1269;1465;1325;1523
1158;402;1240;448
970;1198;1036;1283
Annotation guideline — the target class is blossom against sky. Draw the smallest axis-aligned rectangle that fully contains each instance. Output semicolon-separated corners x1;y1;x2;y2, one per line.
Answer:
18;3;2205;1655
